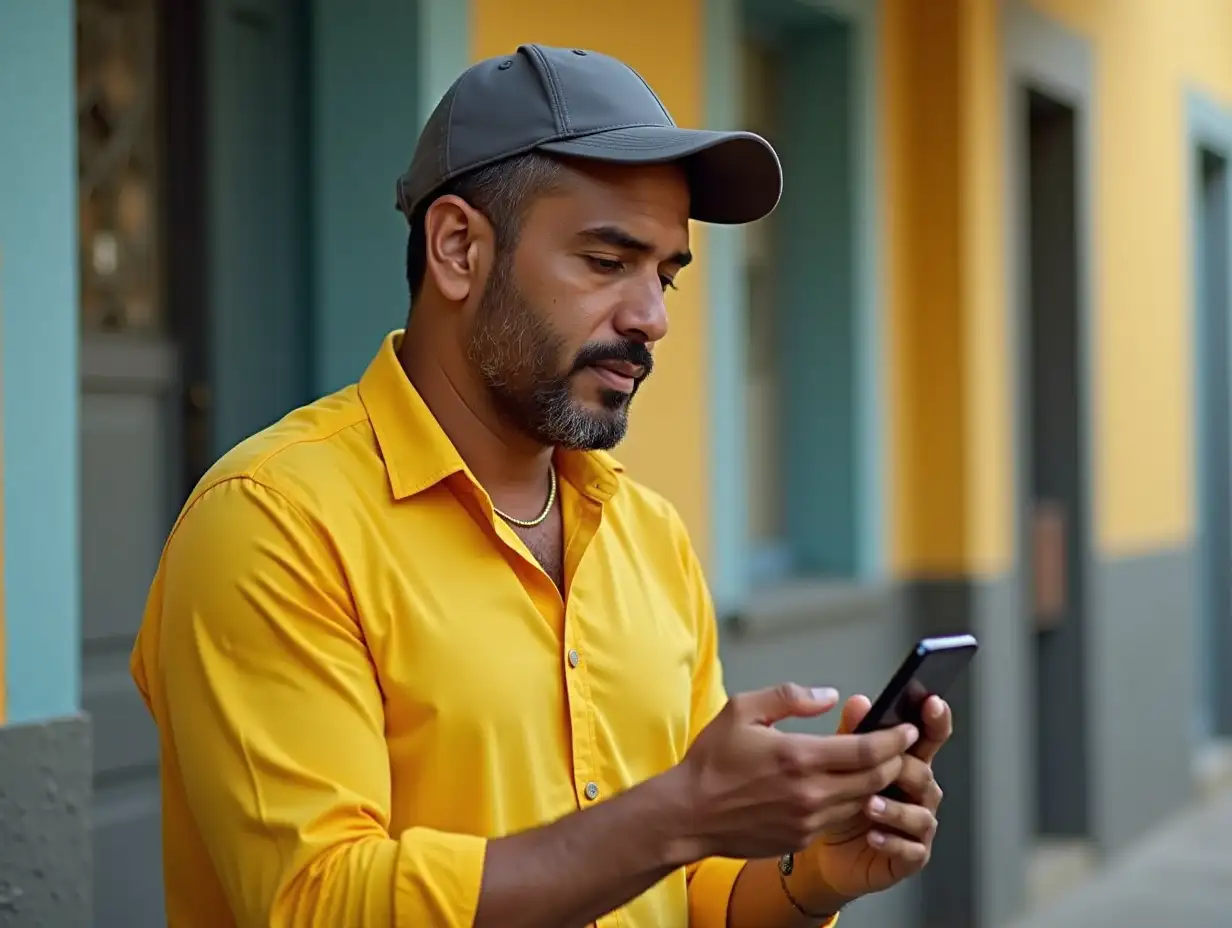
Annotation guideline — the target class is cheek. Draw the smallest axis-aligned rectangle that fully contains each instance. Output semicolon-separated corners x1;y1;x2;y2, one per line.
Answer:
515;251;622;345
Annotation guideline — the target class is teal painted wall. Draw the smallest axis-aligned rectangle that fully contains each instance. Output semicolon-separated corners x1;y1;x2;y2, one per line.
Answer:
310;0;470;395
0;0;81;722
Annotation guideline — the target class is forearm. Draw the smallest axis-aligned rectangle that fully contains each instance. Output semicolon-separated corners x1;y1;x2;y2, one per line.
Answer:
727;858;844;928
475;768;696;928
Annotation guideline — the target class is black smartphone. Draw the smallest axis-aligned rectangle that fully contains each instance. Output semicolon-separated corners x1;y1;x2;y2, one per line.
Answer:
854;634;979;735
853;634;977;802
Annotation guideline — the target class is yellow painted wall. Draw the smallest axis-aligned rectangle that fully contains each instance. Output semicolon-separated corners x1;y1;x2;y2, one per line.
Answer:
470;0;711;563
959;0;1013;575
1023;0;1232;555
883;0;983;575
886;0;1232;573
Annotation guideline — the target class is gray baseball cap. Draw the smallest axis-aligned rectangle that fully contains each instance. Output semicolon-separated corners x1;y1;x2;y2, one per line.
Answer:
396;44;782;227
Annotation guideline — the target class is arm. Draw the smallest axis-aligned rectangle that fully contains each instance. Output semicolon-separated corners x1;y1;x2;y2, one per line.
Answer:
156;477;708;928
671;513;842;928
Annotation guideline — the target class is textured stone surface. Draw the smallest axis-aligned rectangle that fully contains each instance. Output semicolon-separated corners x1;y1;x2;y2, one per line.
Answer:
0;715;92;928
1005;784;1232;928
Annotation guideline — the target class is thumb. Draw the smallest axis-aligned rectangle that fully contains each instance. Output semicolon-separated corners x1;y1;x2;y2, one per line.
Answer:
739;683;840;726
836;694;873;734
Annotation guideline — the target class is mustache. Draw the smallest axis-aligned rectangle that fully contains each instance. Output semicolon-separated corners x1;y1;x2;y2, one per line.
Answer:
571;341;655;380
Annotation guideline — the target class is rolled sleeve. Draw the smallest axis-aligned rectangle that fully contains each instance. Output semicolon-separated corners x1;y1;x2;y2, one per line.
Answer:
395;827;488;924
687;857;749;928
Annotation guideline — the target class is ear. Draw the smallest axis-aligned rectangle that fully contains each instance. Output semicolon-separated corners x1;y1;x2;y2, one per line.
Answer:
423;195;493;304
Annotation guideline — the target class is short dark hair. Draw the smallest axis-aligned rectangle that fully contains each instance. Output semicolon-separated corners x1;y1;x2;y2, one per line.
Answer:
405;151;564;300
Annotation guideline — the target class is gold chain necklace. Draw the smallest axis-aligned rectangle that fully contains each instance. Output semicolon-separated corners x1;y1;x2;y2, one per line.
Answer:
493;466;557;528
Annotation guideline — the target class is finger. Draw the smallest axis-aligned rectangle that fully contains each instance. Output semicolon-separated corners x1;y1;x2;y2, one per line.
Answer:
735;683;840;726
866;795;939;844
824;754;905;801
805;724;919;772
804;799;866;835
867;829;930;868
914;697;952;762
894;755;943;810
836;694;872;735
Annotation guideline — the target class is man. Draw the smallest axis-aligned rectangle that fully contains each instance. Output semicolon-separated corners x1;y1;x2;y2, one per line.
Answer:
132;44;950;927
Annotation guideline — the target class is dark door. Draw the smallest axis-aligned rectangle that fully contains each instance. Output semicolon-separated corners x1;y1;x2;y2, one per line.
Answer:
1023;88;1090;838
77;0;308;924
1195;146;1232;739
77;1;179;924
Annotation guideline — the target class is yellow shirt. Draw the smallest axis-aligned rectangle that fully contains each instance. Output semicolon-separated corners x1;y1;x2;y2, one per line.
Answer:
131;331;748;927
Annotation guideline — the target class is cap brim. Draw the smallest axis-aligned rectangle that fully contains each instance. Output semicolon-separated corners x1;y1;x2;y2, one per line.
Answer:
537;125;782;225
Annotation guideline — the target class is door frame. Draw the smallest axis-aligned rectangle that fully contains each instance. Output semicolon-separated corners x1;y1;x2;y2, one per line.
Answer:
1187;89;1232;743
1003;0;1098;840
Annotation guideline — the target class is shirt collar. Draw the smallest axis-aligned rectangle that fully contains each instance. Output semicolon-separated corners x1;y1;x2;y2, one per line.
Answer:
358;331;625;502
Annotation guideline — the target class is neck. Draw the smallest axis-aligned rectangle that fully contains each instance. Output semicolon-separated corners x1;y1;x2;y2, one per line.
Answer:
398;316;554;510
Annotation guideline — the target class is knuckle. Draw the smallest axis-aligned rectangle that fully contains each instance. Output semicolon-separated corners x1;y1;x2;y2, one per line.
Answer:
856;735;878;768
872;758;901;791
776;682;803;705
776;741;808;777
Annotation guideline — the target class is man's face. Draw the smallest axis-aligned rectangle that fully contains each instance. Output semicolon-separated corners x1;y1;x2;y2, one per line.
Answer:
465;161;691;451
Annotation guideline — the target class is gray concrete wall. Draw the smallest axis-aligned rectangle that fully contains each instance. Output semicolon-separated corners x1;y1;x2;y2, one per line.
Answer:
0;715;92;928
1090;547;1198;853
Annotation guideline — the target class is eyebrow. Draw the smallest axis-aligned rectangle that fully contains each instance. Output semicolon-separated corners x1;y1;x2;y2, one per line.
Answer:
577;225;693;269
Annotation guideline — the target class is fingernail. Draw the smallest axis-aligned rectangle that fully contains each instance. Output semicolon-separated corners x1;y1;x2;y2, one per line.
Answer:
905;725;920;745
869;831;887;847
928;699;944;719
870;797;886;814
811;687;839;703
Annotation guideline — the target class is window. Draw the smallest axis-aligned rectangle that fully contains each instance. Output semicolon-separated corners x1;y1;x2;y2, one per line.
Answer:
77;0;163;334
739;4;866;587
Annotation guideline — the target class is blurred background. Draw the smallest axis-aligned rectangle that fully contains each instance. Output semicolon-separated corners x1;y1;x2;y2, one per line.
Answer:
2;0;1232;926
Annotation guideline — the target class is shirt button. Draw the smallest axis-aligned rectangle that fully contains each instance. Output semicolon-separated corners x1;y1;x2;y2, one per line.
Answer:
584;781;599;801
567;648;581;668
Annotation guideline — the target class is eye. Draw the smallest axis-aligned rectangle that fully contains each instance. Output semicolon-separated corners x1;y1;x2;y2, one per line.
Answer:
586;255;624;274
660;275;678;292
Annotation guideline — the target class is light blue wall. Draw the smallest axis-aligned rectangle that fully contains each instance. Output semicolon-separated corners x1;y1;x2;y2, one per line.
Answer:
0;0;81;723
310;0;471;395
703;0;752;615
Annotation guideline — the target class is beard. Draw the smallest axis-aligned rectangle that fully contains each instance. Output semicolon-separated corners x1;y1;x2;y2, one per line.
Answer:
465;253;652;451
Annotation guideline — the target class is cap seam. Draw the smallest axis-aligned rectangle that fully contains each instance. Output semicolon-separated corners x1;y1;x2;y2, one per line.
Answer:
439;72;467;178
523;44;571;134
625;65;675;126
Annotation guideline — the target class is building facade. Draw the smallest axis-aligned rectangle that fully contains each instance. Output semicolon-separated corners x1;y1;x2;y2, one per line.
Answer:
1;0;1230;926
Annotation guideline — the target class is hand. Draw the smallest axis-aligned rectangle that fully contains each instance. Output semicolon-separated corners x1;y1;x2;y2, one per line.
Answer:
797;693;953;901
669;683;919;862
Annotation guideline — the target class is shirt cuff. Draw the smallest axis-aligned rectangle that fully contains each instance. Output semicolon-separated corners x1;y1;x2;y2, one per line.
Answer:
394;826;488;925
687;856;841;928
687;856;748;928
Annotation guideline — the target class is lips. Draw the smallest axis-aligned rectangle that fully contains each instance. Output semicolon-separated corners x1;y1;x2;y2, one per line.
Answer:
591;359;646;380
587;360;643;393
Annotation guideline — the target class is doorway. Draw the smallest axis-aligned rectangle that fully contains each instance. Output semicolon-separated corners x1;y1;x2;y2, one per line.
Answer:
77;0;309;924
1194;144;1232;744
1022;88;1092;845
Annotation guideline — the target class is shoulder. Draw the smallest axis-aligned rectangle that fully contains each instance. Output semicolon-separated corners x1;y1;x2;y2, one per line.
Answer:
181;386;379;522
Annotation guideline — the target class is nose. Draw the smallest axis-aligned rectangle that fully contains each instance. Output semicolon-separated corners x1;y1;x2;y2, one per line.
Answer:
612;279;670;345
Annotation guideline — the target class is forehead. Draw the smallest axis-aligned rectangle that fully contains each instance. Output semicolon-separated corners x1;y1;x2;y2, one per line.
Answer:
525;159;692;251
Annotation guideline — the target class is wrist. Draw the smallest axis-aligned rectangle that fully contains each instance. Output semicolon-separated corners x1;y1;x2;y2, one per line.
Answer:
643;763;710;869
789;852;856;916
